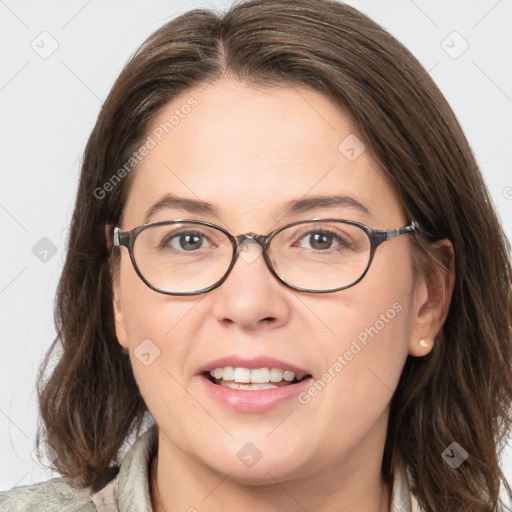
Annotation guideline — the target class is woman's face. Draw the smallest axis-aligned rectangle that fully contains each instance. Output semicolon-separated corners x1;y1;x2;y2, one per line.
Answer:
112;77;429;484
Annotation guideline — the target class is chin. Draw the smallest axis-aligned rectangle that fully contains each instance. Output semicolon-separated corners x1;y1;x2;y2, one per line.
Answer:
215;464;299;486
199;449;310;486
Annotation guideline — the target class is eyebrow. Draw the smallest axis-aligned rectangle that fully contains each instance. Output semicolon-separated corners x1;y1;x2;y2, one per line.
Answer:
143;192;372;224
278;195;371;218
144;193;219;223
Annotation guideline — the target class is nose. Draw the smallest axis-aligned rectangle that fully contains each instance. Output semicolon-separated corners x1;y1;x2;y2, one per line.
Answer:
210;238;291;331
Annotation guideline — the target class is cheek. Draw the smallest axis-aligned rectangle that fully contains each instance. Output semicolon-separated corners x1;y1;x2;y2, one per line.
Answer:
118;287;199;436
310;313;406;460
117;254;190;342
304;289;410;398
115;252;217;402
300;249;414;438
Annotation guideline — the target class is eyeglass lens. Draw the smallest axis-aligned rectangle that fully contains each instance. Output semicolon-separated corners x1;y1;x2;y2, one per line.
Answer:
132;221;372;293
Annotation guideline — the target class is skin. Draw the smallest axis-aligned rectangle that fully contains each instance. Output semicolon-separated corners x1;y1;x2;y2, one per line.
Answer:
111;77;454;512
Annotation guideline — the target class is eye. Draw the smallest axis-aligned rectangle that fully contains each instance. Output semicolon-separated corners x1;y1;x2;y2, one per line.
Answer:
162;231;210;251
296;230;347;251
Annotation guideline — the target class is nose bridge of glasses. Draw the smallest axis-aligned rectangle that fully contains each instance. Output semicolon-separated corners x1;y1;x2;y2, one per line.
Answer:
235;232;267;248
232;233;269;266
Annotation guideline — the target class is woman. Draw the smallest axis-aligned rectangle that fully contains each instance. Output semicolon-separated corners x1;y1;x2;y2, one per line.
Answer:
1;0;511;510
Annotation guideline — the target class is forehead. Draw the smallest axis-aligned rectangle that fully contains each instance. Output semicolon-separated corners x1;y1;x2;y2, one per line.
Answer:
121;78;404;230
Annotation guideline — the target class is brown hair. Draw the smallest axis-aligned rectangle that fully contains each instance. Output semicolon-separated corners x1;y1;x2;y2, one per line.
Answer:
37;0;512;509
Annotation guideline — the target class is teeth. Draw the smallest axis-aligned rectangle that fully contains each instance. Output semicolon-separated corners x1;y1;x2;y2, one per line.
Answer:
219;381;279;390
234;367;251;383
208;366;308;384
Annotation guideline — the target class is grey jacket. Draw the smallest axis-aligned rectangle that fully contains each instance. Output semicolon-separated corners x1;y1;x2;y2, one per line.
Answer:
0;426;421;511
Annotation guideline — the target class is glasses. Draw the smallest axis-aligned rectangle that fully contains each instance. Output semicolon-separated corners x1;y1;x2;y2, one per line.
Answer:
113;218;418;295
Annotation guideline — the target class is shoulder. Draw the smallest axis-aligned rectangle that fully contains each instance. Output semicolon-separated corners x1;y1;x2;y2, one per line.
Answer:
0;477;97;511
390;461;425;512
0;425;158;512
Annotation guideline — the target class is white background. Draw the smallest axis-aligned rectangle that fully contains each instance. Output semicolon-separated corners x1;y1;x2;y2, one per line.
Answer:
1;0;511;499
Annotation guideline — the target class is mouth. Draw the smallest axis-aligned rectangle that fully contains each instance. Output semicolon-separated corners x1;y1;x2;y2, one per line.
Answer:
198;361;315;412
202;367;313;391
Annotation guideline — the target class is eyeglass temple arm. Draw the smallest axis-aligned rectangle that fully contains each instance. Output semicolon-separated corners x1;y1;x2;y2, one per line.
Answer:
113;227;130;248
382;221;419;241
371;221;419;245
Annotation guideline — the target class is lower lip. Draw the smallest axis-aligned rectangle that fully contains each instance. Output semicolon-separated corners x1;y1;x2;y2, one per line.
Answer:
198;374;313;413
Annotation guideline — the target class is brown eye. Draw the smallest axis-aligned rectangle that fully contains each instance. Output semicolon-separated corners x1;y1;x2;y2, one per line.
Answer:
163;231;206;251
296;230;347;251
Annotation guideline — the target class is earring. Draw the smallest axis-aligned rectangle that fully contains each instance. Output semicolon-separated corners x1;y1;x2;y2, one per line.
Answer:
419;338;430;348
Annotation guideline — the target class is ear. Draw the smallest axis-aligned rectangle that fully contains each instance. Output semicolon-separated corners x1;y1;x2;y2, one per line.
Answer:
112;277;129;353
105;223;114;252
106;223;129;353
408;239;455;357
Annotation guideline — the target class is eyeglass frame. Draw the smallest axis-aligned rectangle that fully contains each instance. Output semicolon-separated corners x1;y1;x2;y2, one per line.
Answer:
112;218;419;296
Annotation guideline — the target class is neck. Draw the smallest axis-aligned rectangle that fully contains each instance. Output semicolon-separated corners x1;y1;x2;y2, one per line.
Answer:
149;437;392;512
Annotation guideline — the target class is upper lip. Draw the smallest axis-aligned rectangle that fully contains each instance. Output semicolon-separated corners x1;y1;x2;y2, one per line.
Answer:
197;355;312;376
